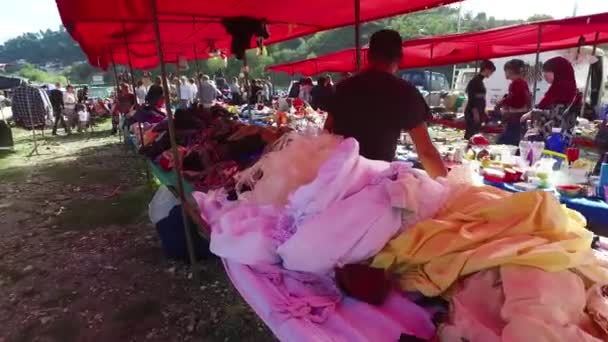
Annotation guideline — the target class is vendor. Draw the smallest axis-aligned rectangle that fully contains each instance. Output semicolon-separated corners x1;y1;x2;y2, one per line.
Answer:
324;29;446;178
464;60;496;140
521;56;580;143
495;59;532;146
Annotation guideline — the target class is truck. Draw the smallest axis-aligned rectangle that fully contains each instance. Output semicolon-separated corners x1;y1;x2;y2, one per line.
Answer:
453;47;608;113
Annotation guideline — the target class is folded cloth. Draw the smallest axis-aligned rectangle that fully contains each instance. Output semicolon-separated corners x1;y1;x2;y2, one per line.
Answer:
439;266;605;342
372;185;595;296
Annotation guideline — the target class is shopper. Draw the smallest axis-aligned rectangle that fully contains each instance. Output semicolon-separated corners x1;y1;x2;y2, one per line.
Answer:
298;77;313;104
521;56;580;142
496;59;531;145
112;83;136;135
188;78;198;105
324;29;446;178
178;76;191;109
50;82;68;135
311;76;333;111
198;74;221;108
145;76;164;107
229;77;242;105
135;80;148;105
464;60;496;140
63;85;78;130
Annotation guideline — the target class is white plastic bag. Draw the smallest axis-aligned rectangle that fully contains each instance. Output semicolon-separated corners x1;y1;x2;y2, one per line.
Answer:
148;185;180;225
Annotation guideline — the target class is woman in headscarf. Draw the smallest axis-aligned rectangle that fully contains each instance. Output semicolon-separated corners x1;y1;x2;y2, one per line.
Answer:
496;59;531;145
522;56;580;142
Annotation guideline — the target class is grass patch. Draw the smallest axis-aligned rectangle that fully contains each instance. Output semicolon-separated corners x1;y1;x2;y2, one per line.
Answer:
112;298;161;323
0;166;30;183
55;185;156;230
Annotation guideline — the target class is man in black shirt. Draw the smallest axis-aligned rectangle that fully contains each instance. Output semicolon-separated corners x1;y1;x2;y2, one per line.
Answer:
50;82;68;135
325;29;446;178
464;60;496;139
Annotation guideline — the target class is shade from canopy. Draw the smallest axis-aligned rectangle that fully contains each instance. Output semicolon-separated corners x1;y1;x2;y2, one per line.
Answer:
267;12;608;75
55;0;462;70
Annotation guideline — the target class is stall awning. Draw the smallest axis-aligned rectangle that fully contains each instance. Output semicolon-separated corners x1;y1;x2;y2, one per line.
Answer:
267;12;608;75
55;0;463;70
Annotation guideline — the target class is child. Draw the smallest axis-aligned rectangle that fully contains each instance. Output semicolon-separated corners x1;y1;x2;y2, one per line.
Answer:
76;103;89;133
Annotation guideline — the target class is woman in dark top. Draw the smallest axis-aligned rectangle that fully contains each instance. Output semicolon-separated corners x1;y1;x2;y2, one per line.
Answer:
496;59;532;145
464;60;496;140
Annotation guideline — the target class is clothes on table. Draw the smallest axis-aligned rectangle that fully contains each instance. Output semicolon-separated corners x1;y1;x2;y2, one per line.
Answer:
372;185;595;297
235;132;342;205
439;266;608;342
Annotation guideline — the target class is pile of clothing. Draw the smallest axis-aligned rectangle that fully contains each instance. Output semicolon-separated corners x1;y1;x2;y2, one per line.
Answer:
193;132;608;341
133;104;291;193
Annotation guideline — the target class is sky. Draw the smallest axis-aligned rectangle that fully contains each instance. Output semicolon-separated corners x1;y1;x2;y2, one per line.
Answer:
0;0;607;44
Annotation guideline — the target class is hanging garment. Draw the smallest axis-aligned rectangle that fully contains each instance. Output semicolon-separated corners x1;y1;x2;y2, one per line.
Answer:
372;185;595;296
11;85;48;129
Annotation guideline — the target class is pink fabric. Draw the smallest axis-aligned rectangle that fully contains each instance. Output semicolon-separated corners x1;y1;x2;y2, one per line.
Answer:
209;204;283;265
223;260;436;342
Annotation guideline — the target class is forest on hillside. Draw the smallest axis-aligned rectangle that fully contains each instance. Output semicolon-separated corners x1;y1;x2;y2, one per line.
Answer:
0;7;552;86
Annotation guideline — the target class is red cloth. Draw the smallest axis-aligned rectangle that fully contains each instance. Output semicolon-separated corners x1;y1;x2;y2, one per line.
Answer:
55;0;460;69
537;56;580;109
268;12;608;75
501;78;531;109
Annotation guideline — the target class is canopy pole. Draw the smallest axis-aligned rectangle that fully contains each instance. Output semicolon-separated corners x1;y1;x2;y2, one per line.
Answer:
474;44;480;73
580;31;600;119
122;21;151;182
532;25;543;105
354;0;361;72
427;44;434;94
122;22;137;93
109;46;120;95
109;46;122;143
150;0;200;282
192;17;202;77
243;53;251;104
25;85;40;157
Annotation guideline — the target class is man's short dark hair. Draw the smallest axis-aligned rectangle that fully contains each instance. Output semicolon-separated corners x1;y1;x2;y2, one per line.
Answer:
480;60;496;72
368;29;403;64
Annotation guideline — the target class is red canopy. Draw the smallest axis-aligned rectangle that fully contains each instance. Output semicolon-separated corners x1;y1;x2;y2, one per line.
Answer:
55;0;462;69
267;12;608;75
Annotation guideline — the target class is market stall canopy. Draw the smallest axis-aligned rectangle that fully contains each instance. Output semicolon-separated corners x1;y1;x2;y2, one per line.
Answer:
267;12;608;75
55;0;464;70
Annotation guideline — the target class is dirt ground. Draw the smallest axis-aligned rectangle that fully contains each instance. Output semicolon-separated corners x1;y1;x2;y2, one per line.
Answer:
0;121;274;342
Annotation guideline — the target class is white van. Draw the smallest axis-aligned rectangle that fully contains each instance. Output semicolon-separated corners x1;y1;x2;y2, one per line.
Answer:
454;47;608;112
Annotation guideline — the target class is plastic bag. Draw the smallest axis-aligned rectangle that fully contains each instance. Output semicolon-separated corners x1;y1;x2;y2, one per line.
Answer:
148;185;180;225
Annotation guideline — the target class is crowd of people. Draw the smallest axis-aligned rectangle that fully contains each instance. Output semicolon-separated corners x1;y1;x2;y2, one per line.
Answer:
48;83;90;135
464;55;583;147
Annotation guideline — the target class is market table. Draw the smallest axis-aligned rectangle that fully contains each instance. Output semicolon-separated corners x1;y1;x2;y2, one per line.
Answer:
484;179;608;228
429;118;598;149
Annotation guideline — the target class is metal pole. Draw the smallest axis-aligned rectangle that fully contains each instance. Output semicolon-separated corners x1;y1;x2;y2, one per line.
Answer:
109;46;122;143
24;85;39;157
427;44;434;93
109;46;120;95
580;31;600;119
192;17;202;76
451;3;463;89
531;25;543;105
151;0;200;281
354;0;362;72
122;22;137;94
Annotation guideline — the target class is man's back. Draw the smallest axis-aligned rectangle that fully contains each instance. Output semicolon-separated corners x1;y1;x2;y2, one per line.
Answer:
49;89;63;110
199;82;218;104
327;69;430;161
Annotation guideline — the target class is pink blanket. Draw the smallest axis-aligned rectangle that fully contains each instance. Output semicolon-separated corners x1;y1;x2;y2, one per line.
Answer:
223;260;436;342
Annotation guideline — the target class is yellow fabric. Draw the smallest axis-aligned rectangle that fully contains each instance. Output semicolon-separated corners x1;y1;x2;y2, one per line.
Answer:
371;185;594;297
